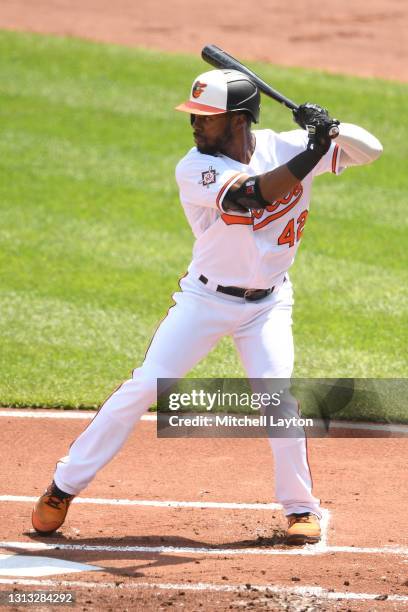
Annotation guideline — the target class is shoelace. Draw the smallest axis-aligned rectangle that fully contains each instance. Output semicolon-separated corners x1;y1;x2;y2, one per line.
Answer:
45;494;72;510
289;514;314;525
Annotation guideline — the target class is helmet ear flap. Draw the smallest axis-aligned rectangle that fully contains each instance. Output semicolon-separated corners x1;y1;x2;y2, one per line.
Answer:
226;78;260;123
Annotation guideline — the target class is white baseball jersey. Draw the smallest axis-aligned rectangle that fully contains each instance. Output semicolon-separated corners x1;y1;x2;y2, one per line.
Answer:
176;129;344;289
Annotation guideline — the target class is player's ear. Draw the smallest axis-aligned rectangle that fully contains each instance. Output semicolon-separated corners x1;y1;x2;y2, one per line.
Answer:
190;114;196;126
232;111;250;128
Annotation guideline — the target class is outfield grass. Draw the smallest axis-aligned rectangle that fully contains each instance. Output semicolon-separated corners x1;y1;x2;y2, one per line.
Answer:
0;31;407;411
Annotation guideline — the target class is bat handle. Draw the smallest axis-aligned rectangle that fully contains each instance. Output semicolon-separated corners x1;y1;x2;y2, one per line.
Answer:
329;124;340;138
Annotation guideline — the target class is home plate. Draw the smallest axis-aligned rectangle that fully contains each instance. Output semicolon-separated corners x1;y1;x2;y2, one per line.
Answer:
0;554;101;577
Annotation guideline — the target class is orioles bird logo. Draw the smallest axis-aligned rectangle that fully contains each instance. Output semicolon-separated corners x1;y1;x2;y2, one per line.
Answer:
192;81;207;98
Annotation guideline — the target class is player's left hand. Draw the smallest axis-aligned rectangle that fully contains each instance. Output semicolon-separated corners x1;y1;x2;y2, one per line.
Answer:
305;123;334;155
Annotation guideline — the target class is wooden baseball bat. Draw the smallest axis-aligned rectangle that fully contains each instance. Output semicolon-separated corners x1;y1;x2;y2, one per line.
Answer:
201;44;340;137
201;44;298;110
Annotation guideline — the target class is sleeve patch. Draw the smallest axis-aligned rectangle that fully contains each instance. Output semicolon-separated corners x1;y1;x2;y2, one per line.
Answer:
199;166;219;188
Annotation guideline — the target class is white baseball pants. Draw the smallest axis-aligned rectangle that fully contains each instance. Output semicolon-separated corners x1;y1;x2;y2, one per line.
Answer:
54;274;321;517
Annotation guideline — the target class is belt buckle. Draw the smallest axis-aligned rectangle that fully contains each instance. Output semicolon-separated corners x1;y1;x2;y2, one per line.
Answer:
244;288;261;300
244;287;274;301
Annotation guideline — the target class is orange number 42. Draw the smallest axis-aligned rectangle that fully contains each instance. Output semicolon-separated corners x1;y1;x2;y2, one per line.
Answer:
277;210;309;248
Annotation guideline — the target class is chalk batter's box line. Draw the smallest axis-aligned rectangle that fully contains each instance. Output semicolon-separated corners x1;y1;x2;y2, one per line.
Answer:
0;495;328;548
0;495;282;510
0;577;407;604
1;538;408;558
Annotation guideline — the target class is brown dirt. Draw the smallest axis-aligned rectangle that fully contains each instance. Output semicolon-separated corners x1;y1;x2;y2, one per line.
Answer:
0;0;407;81
1;417;408;610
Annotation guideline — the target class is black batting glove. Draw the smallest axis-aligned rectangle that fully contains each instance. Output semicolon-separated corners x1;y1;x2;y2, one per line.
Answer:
305;123;333;156
293;102;331;130
293;103;340;156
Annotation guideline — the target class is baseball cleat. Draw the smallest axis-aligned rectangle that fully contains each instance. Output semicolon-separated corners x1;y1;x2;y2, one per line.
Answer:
31;482;75;535
286;512;321;545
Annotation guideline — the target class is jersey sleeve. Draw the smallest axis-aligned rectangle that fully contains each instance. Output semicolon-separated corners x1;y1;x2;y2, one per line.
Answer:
277;129;345;177
311;141;345;176
175;152;246;211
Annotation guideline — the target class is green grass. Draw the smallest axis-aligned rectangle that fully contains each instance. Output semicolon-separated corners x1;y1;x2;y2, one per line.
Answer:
157;378;408;423
0;31;407;413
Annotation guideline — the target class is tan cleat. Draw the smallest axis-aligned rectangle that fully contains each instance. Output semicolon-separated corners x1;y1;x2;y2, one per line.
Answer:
31;482;75;535
286;512;321;545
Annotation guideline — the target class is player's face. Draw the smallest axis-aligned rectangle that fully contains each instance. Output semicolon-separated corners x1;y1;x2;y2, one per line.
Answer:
191;113;234;155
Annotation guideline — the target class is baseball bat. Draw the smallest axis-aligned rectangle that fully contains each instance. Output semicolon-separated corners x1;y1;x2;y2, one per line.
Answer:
201;44;339;136
201;44;298;110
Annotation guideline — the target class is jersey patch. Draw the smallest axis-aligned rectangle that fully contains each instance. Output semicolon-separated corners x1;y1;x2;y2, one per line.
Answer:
199;166;219;188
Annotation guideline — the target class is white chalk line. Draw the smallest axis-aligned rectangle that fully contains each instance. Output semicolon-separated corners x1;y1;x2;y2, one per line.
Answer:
1;409;407;434
0;496;330;551
0;498;330;557
0;495;282;511
0;577;406;603
1;540;407;558
0;409;155;421
317;506;329;549
328;420;408;434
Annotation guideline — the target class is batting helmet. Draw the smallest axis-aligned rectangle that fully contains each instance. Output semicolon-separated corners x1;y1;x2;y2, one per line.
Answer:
175;69;260;123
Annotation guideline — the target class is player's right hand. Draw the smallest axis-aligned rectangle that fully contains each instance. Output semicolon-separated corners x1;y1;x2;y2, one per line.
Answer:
293;103;331;130
294;103;340;156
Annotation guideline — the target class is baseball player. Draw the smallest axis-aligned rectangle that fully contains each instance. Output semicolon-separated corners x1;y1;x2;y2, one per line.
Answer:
31;69;382;545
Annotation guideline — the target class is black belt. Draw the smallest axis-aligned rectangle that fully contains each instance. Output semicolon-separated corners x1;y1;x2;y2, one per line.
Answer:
199;275;274;302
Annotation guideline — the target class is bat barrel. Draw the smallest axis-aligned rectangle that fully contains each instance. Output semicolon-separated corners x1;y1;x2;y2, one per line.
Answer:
201;45;298;111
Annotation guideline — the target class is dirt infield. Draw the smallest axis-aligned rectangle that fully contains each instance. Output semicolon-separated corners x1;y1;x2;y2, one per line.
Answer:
0;0;407;81
1;412;408;610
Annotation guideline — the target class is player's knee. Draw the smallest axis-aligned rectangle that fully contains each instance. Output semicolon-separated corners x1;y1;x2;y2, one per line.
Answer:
99;371;158;424
129;368;158;401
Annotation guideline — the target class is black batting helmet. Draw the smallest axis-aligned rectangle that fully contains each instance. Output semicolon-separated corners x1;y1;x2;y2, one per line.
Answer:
175;69;260;123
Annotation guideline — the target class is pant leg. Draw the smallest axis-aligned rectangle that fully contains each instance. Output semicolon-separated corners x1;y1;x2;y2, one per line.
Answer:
233;280;321;518
55;276;232;494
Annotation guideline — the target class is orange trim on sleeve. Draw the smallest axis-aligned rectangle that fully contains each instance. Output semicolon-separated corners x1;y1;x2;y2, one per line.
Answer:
332;144;339;174
215;172;245;212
